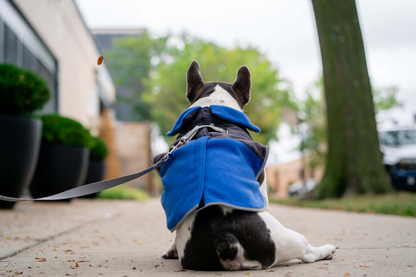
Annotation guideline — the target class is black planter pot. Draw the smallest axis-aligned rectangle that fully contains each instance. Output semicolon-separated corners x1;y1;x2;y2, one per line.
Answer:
0;115;42;209
80;160;107;199
30;145;89;202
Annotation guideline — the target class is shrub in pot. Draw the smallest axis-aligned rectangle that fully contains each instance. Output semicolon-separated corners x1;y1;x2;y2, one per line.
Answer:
0;64;50;209
80;136;109;198
30;115;90;202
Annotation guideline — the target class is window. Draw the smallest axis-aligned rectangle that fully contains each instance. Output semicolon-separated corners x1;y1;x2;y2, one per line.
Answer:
0;17;58;113
4;23;17;65
381;130;416;146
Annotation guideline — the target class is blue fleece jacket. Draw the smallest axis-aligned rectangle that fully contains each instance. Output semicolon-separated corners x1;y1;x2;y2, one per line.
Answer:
154;105;268;231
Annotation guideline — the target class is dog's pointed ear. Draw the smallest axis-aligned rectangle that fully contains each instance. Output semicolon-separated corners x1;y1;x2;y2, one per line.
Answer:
186;60;204;102
233;66;251;106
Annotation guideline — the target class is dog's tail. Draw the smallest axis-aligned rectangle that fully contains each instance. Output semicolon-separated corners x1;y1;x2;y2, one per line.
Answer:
214;233;239;261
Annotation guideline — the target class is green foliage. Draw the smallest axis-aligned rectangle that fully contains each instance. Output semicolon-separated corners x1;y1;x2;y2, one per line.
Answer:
373;86;401;113
105;33;296;145
89;136;109;160
104;32;170;121
99;185;148;201
40;114;90;148
0;63;50;116
270;192;416;217
143;36;296;145
299;78;327;169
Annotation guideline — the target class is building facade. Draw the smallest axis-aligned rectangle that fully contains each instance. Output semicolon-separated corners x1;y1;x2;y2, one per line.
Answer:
92;28;145;122
266;156;324;199
0;0;115;130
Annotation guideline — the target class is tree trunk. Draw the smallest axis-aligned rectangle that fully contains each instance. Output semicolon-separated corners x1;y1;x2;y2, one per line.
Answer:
311;0;391;198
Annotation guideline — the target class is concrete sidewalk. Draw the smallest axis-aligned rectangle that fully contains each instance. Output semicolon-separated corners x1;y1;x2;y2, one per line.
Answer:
0;199;415;277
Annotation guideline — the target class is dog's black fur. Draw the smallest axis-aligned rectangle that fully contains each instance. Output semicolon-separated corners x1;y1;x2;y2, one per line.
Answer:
182;206;276;271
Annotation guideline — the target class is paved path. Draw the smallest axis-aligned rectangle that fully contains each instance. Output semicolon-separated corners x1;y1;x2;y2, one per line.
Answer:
0;199;415;276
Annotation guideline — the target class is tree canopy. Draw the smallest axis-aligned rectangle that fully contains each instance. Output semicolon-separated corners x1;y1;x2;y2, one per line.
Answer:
142;36;296;145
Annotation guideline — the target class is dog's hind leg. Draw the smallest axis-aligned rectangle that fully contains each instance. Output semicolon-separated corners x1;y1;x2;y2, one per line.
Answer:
162;241;178;259
258;211;336;266
299;244;336;263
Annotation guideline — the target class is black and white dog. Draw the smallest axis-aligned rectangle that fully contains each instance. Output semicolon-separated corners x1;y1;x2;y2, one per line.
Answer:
160;60;336;271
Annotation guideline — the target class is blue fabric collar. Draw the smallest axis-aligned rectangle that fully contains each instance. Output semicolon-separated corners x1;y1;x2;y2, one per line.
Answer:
167;105;260;136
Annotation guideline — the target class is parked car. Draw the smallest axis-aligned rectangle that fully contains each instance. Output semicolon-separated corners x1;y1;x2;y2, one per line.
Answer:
288;178;318;196
379;125;416;191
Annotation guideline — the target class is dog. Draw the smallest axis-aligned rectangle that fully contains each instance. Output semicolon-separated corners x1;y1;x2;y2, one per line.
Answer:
155;60;336;271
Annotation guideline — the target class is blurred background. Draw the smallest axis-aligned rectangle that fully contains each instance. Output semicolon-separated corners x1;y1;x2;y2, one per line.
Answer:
0;0;415;211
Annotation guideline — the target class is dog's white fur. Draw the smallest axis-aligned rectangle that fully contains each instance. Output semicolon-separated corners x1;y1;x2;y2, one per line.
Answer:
163;85;336;269
190;85;242;111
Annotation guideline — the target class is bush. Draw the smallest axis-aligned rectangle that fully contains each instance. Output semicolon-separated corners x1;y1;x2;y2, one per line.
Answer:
99;185;148;201
0;64;50;115
89;136;109;160
39;114;90;148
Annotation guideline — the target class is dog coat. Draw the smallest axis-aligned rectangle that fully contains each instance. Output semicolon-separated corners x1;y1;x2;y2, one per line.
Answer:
153;105;269;231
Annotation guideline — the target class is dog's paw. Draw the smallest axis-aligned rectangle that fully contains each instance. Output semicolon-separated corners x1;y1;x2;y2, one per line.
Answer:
162;249;179;259
323;244;337;260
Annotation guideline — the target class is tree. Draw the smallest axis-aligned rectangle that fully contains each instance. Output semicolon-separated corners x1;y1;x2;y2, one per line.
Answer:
311;0;392;198
301;79;400;172
143;36;296;145
104;32;170;121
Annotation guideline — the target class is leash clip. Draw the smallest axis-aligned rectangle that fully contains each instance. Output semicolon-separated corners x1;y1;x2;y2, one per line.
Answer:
162;137;187;162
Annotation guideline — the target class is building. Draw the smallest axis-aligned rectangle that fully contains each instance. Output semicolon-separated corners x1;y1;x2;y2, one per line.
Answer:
0;0;115;131
92;29;145;52
266;156;324;199
0;0;158;194
92;28;145;122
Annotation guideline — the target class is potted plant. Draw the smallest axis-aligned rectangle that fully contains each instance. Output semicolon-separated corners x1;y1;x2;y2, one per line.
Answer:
0;64;50;209
30;115;90;202
80;136;109;198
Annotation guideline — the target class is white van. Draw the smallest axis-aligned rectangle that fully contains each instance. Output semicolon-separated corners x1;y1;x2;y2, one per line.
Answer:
379;125;416;191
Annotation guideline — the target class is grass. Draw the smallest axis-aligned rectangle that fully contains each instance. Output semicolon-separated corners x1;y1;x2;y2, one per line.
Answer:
98;185;148;201
270;192;416;217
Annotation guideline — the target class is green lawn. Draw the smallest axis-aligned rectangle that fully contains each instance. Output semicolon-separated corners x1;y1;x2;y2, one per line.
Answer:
270;192;416;217
99;185;148;201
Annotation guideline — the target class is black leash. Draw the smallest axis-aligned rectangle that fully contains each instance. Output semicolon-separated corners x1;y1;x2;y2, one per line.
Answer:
0;124;226;202
0;155;166;202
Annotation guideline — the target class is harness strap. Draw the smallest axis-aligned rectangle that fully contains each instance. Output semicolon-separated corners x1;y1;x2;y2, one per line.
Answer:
0;125;226;202
179;124;227;142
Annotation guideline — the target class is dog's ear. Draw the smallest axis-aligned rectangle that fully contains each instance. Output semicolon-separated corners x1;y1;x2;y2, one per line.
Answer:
186;60;204;102
232;66;251;106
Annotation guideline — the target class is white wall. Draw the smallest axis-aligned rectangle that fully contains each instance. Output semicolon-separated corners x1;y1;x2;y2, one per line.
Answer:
13;0;115;128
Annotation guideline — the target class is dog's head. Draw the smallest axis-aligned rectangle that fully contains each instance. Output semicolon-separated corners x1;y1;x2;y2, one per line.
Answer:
186;60;251;111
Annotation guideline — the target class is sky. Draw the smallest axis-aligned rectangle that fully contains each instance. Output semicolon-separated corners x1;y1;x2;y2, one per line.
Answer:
76;0;416;163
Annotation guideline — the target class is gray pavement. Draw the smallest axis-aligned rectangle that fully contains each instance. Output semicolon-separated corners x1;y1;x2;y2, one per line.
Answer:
0;199;415;277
